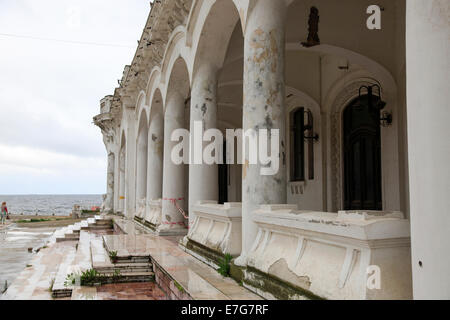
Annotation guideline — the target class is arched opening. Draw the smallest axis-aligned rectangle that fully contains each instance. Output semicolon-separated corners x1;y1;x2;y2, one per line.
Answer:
106;152;115;212
136;110;149;211
118;131;126;213
217;20;244;204
343;95;382;210
181;0;244;262
161;57;190;234
187;0;244;212
147;89;164;202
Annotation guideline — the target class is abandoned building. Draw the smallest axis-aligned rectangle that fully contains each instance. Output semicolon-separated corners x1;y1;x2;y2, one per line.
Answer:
94;0;449;299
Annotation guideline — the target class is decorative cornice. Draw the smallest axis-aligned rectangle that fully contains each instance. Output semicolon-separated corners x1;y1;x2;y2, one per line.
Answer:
96;0;193;131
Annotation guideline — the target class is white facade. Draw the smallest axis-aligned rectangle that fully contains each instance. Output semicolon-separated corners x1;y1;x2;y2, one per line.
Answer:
94;0;450;300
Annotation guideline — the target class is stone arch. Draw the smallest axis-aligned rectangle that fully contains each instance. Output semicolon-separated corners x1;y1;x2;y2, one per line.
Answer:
146;67;162;109
160;26;189;84
160;28;191;87
191;0;243;80
187;0;244;47
164;57;191;114
136;93;148;129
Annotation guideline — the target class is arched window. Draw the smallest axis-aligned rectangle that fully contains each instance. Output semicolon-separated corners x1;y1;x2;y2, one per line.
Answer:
290;108;305;181
343;95;382;210
290;107;316;182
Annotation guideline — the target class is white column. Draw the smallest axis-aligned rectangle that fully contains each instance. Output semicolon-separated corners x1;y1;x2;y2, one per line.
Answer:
189;64;219;222
160;92;188;235
118;146;126;213
147;111;164;201
105;152;115;213
236;0;287;266
406;0;450;300
113;147;120;212
125;113;136;219
135;125;148;208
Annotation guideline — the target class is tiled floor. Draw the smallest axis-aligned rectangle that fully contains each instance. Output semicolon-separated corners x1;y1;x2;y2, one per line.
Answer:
96;282;167;300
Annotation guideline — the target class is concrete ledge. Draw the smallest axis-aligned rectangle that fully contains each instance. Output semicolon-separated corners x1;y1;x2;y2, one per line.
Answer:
243;266;320;300
179;238;226;269
153;260;193;300
187;201;242;256
246;205;412;300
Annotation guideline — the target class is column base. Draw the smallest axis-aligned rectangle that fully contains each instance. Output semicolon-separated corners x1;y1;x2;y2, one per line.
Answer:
234;254;248;267
156;224;188;236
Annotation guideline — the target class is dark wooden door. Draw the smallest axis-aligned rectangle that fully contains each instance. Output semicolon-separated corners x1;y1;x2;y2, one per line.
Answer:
343;95;382;210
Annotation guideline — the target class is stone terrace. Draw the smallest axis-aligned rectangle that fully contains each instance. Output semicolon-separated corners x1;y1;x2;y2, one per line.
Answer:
2;215;261;300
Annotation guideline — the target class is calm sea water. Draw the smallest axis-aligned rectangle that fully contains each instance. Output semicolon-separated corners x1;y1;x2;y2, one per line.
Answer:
0;194;102;216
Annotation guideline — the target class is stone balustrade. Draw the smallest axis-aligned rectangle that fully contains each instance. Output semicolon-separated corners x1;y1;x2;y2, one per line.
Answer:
180;201;242;268
244;205;412;300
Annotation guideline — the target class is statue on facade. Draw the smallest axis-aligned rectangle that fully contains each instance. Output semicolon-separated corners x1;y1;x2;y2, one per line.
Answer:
302;7;320;47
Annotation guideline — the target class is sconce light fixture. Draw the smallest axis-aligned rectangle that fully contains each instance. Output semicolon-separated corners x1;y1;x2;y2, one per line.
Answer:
358;84;392;127
303;110;319;141
380;111;393;127
358;84;386;111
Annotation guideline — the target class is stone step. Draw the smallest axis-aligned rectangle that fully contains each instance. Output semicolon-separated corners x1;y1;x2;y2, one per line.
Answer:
74;231;93;271
52;244;77;298
90;234;154;283
52;230;93;299
96;262;151;268
56;236;79;243
97;271;155;284
95;265;153;274
102;235;151;264
113;256;150;264
80;221;89;227
56;228;81;242
95;219;112;224
90;236;109;267
82;222;112;231
64;231;80;240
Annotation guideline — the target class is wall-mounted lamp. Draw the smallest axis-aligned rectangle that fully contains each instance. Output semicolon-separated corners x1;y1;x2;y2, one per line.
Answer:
303;110;319;141
380;111;393;127
358;84;386;111
358;84;392;127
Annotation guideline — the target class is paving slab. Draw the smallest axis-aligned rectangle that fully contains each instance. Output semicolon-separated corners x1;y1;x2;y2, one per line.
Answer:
2;241;77;300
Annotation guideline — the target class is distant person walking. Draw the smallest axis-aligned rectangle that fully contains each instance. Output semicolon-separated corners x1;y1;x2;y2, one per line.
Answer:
1;202;8;225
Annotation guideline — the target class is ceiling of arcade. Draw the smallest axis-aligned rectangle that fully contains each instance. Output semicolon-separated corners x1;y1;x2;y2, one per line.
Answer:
104;0;405;135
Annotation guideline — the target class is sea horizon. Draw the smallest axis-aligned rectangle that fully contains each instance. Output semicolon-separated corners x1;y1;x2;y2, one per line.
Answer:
0;194;103;216
0;193;103;196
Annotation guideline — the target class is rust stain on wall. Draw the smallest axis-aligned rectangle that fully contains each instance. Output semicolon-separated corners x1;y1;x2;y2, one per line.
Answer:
243;160;250;179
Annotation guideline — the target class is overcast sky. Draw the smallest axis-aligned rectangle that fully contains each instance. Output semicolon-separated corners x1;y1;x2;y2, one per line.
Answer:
0;0;150;195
